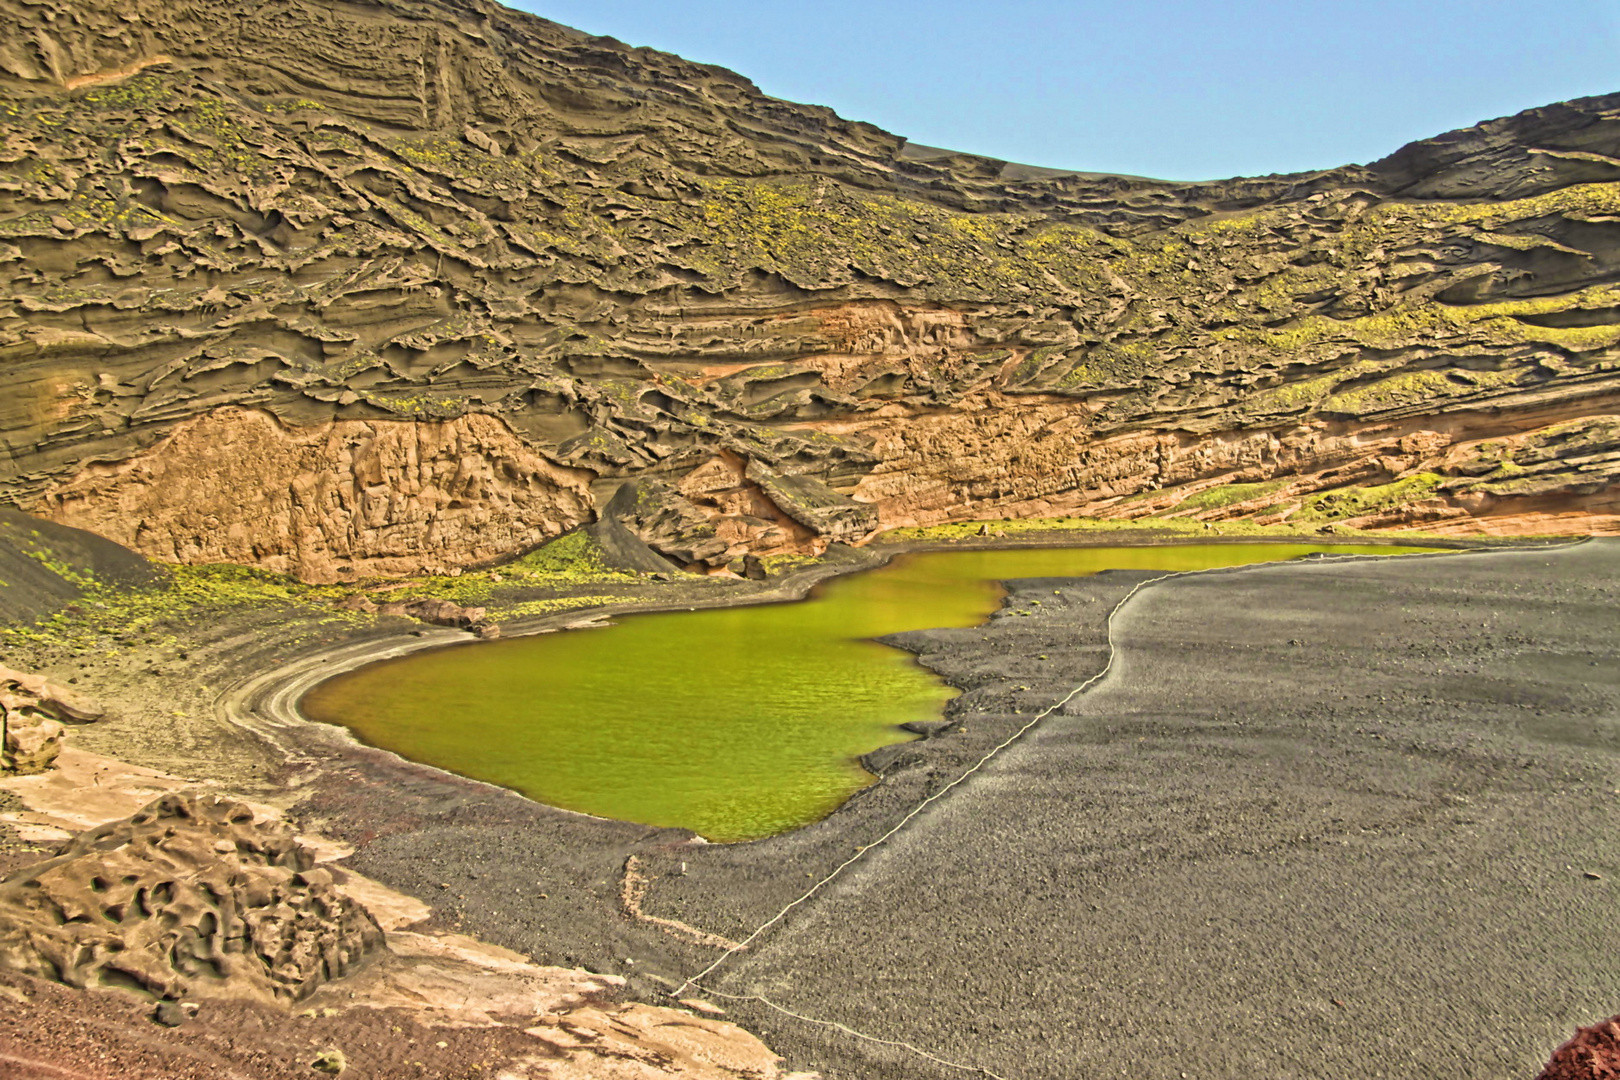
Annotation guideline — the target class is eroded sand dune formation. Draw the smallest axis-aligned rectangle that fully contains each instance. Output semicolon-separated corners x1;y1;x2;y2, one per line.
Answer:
2;0;1618;582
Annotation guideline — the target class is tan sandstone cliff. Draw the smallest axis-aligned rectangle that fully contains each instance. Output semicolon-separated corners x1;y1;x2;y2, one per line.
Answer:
1;0;1617;578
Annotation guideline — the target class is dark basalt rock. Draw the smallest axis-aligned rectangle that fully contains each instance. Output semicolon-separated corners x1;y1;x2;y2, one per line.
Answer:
899;719;957;738
581;517;683;575
861;743;926;774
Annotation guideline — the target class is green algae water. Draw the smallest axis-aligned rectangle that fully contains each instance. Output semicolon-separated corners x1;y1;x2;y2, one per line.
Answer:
300;543;1431;842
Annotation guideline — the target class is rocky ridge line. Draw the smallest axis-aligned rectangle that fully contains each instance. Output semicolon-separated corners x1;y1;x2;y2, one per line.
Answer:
1;0;1617;578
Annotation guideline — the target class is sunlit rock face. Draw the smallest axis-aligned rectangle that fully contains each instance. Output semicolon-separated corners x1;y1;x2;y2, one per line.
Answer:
0;663;103;774
2;0;1617;577
34;407;594;582
0;794;385;1003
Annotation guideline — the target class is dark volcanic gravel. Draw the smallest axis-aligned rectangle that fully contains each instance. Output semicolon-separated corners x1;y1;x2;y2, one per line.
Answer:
297;540;1619;1080
689;540;1620;1079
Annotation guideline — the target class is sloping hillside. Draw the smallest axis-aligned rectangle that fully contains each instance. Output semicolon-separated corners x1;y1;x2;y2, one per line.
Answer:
0;506;157;623
2;0;1617;579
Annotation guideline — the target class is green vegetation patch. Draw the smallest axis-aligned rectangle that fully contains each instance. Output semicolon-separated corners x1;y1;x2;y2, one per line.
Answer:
0;561;356;653
360;390;471;419
758;552;819;575
507;529;637;583
1407;181;1620;227
497;594;634;620
1237;370;1349;416
0;525;654;653
1291;473;1447;523
1323;366;1528;414
1220;286;1620;356
683;177;1114;302
1161;480;1292;515
877;515;1379;544
371;531;639;610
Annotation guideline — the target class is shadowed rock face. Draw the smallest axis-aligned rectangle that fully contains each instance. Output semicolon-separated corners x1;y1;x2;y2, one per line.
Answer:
2;0;1617;577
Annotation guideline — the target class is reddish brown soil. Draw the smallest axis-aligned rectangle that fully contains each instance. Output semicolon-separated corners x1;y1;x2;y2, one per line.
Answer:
0;968;551;1080
1539;1016;1620;1080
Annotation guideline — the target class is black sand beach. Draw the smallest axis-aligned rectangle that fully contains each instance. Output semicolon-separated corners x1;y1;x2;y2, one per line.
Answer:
299;540;1620;1079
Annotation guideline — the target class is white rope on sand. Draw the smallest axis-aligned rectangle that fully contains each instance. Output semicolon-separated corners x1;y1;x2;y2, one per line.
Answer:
699;986;1013;1079
670;541;1586;1077
674;567;1184;998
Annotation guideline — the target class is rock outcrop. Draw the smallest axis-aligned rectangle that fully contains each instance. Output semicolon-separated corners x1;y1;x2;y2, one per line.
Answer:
377;595;497;636
0;663;102;774
0;793;385;1004
33;407;594;583
1538;1015;1620;1080
1;0;1617;578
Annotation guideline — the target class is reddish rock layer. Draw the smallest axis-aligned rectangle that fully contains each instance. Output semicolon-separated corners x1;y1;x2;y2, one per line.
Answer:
1539;1015;1620;1080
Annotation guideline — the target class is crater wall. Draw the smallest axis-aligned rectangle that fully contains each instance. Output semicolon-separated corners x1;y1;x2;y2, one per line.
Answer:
2;0;1617;576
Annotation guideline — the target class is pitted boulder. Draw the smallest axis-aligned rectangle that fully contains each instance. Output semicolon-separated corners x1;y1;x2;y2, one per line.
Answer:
0;793;385;1004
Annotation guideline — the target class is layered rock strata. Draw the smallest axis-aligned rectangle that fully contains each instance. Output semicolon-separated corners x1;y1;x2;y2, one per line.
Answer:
1;0;1617;577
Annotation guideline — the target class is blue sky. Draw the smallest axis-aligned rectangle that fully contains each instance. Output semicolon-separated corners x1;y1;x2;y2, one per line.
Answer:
506;0;1619;181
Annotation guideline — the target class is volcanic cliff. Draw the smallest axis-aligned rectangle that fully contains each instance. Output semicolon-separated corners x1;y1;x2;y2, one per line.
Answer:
2;0;1618;580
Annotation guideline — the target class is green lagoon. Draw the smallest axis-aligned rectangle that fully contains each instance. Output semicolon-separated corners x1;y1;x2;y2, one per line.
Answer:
300;543;1432;842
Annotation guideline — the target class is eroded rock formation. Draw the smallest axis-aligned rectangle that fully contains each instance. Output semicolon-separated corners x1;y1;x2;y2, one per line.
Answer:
34;407;593;582
0;793;385;1003
372;594;499;636
0;663;102;773
1;0;1617;577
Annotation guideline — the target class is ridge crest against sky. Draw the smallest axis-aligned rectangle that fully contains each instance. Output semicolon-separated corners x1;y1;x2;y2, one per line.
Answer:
515;0;1619;182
